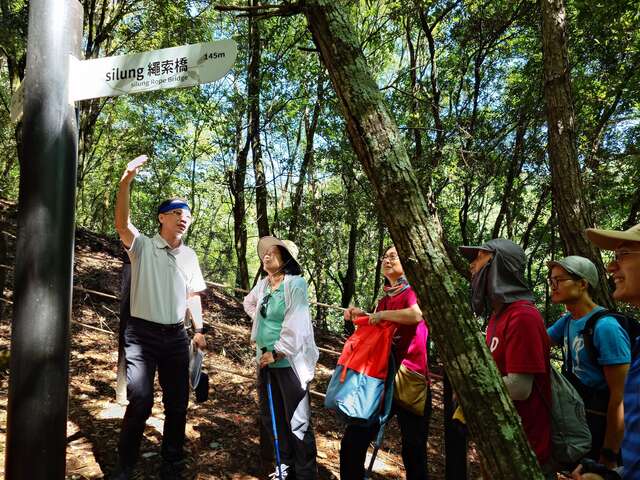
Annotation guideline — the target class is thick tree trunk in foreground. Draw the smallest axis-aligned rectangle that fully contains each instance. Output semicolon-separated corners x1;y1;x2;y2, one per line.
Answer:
303;2;544;477
541;0;613;308
248;0;270;238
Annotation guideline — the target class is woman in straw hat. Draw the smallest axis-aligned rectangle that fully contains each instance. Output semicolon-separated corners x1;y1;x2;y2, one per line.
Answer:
243;236;319;479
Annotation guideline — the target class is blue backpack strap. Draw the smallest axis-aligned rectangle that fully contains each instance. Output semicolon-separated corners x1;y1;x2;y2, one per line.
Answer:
563;314;574;375
582;309;639;366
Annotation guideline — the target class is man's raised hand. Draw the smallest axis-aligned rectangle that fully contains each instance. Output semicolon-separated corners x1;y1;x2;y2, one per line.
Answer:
121;154;148;183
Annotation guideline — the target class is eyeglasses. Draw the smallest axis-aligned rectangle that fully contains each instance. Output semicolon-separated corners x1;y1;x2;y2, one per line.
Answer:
611;250;640;263
259;293;271;317
547;276;575;288
167;209;191;221
380;254;400;263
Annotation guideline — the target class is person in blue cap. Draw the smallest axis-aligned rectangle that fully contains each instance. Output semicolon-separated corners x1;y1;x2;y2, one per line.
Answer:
112;155;207;480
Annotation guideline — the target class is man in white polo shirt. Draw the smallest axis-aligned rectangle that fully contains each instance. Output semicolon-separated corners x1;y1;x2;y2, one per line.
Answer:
112;155;207;480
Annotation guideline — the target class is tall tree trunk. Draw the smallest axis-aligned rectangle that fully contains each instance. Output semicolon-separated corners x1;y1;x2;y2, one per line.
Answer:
340;221;358;309
289;72;324;242
340;212;358;336
310;176;327;328
522;184;551;251
303;2;544;477
0;232;7;320
541;0;613;308
248;0;270;238
492;111;527;238
0;1;27;181
414;0;450;171
404;17;423;168
369;217;385;312
229;116;250;291
623;185;640;230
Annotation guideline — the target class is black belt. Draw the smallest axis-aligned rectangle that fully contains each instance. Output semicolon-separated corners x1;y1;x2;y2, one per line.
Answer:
130;317;184;331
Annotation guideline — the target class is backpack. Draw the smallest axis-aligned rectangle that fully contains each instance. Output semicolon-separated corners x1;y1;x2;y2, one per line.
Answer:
581;309;640;365
324;315;396;426
324;315;397;479
541;367;592;467
561;309;639;415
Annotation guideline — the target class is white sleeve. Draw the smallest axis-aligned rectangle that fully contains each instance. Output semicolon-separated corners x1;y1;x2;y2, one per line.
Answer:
503;373;534;401
274;277;312;357
126;230;144;260
243;282;260;319
189;256;207;293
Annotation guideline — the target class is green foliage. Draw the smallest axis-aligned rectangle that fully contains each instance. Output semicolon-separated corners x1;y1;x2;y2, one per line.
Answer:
1;0;639;332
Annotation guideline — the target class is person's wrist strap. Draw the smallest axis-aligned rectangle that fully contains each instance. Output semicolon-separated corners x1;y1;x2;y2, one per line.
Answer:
194;328;203;334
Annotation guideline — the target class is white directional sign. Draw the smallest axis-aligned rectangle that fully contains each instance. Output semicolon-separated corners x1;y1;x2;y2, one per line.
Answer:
69;39;237;101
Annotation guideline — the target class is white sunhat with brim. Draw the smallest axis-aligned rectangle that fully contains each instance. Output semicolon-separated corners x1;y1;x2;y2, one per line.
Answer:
257;236;301;269
586;223;640;251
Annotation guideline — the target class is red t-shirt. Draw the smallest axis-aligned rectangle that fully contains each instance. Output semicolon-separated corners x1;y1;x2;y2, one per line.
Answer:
486;300;552;464
377;287;429;378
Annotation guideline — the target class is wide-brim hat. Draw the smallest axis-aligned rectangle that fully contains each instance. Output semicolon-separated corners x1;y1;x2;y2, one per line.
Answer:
586;224;640;250
257;236;300;268
547;256;599;288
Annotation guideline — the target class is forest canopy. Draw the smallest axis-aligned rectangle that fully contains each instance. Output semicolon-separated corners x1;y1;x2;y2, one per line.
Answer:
1;0;638;331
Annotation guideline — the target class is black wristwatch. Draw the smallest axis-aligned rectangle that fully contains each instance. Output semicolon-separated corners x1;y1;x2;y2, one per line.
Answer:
600;447;618;463
194;328;203;334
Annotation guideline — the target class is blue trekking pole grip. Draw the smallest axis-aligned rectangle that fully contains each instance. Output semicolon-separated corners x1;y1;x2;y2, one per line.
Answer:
262;347;283;480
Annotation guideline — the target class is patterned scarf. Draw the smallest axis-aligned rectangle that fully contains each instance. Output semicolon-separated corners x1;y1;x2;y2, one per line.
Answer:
383;275;410;296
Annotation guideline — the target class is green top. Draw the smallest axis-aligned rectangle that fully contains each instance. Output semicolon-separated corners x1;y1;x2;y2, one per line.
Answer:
255;282;290;368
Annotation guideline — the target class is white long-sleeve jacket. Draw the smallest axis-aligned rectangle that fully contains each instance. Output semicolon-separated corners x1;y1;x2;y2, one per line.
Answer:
243;274;319;389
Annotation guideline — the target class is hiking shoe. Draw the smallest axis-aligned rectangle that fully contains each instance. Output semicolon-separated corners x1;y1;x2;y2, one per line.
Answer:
268;464;289;479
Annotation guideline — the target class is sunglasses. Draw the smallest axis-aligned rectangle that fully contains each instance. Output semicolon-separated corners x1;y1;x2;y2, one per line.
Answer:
260;293;272;318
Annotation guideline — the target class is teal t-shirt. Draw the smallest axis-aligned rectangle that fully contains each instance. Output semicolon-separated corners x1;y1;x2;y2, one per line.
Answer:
255;282;290;368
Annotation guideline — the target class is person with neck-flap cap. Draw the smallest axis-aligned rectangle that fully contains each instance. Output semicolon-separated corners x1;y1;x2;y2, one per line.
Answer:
459;238;553;478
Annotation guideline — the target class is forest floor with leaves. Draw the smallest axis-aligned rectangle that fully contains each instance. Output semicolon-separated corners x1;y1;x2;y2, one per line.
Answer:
0;199;484;479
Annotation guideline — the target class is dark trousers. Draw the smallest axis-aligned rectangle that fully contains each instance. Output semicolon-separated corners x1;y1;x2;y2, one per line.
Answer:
118;317;190;468
340;391;432;480
258;366;318;479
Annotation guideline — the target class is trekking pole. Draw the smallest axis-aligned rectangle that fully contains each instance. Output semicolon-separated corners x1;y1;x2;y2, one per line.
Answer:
262;348;284;480
364;446;379;479
364;425;385;479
